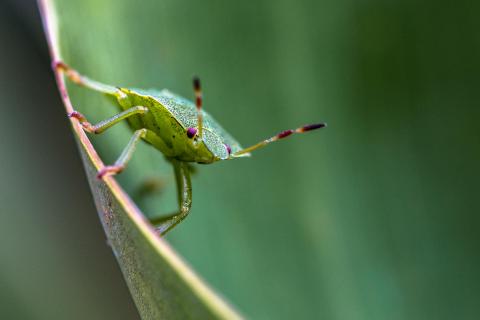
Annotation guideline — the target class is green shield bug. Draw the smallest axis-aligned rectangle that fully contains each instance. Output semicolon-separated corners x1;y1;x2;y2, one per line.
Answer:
54;61;326;235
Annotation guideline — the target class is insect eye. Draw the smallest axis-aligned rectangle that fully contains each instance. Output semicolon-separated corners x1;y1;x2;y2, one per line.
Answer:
186;127;197;138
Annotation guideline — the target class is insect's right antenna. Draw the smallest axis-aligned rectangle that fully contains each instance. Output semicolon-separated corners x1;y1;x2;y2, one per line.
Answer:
193;76;204;140
232;123;327;157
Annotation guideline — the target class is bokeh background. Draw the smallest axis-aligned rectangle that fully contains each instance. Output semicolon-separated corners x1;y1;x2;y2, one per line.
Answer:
1;0;479;319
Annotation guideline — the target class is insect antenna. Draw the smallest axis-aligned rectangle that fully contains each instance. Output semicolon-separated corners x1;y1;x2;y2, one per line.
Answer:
193;76;204;140
232;123;327;157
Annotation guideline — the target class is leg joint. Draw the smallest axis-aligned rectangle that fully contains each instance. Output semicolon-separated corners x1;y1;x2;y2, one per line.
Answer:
134;106;149;114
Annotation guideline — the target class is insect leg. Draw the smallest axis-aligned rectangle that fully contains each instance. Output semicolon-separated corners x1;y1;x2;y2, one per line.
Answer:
97;128;148;179
232;123;327;157
69;106;148;134
53;61;118;95
150;159;192;236
192;76;204;140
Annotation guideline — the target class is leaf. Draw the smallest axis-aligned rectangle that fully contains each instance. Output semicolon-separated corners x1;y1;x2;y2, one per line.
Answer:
38;1;242;319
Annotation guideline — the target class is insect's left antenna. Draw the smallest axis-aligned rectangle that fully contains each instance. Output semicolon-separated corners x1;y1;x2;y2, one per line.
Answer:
193;76;204;140
232;123;327;157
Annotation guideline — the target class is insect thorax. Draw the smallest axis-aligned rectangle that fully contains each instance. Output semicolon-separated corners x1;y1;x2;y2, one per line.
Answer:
115;88;219;163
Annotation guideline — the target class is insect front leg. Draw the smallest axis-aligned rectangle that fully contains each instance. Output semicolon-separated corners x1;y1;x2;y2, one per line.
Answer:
69;106;148;134
97;128;148;179
69;106;154;178
150;159;192;236
54;61;118;95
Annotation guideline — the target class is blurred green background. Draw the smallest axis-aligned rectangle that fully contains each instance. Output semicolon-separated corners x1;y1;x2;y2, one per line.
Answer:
1;0;479;319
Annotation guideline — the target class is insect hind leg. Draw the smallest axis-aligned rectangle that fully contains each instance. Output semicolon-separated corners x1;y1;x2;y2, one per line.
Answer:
150;159;192;236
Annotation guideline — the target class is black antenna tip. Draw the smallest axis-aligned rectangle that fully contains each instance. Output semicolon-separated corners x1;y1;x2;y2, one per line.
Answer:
193;76;201;90
300;123;327;132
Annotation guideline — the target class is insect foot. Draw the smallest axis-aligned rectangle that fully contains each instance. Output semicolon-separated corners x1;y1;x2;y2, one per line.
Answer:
97;165;125;180
51;60;67;72
68;111;97;133
52;60;83;85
